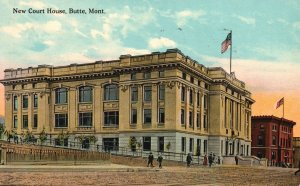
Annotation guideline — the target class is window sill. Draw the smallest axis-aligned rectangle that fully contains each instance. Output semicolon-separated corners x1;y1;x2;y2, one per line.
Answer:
103;125;119;128
54;127;68;129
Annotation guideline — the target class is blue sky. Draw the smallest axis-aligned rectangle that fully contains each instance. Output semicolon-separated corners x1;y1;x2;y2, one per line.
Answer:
0;0;300;124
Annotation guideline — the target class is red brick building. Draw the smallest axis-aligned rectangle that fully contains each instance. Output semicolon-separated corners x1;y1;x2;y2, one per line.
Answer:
251;115;295;166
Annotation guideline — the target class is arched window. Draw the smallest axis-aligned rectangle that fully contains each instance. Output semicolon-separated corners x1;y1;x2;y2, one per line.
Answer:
104;84;119;100
55;88;68;104
79;86;93;102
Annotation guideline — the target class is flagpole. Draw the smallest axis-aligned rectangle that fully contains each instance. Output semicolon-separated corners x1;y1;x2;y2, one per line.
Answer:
283;97;284;118
230;30;232;74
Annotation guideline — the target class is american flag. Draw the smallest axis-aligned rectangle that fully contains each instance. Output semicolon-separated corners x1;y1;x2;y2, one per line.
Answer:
221;33;232;53
275;97;284;109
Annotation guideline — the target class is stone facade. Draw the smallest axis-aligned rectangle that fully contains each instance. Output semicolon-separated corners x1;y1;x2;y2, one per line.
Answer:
0;48;254;157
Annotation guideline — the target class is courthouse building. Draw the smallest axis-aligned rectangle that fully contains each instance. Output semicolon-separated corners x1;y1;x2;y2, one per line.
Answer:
251;115;295;166
0;49;254;156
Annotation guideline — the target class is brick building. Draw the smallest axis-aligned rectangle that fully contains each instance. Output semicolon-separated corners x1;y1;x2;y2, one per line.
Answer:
251;115;295;166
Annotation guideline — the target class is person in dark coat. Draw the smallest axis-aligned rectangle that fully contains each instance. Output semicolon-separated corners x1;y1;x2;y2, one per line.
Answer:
186;153;193;167
208;153;213;167
203;154;208;166
295;161;300;175
157;154;163;168
235;155;239;165
147;152;154;167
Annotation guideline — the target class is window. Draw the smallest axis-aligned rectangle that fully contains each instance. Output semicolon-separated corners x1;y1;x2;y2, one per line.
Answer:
33;94;38;108
196;113;200;128
131;73;136;80
189;90;193;104
144;71;151;79
204;140;207;154
79;86;93;102
197;92;200;107
203;114;207;129
189;111;193;127
181;137;186;152
131;86;138;102
13;96;18;111
13;115;18;128
258;135;264;146
181;87;185;101
131;109;137;124
103;138;119;151
159;108;165;123
104;84;119;101
159;70;164;77
272;125;277;131
198;80;201;86
32;83;36;88
182;72;186;80
143;137;151;151
55;114;68;128
190;77;194;83
204;95;207;108
144;109;151;124
159;85;165;100
158;137;164;152
271;152;276;160
260;124;264;129
189;138;194;153
22;95;28;109
196;139;201;156
181;109;185;125
104;111;119;127
272;135;276;146
79;113;92;127
144;86;152;101
55;88;68;104
22;115;28;129
33;114;38;128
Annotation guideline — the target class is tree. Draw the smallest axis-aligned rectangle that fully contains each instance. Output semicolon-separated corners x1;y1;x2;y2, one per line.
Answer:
38;128;47;145
23;130;35;144
0;124;4;139
57;130;70;146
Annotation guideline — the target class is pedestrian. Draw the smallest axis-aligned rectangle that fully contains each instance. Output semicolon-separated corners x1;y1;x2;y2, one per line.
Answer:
157;154;163;168
295;161;300;175
203;154;208;166
208;153;213;167
147;152;154;167
186;153;193;167
235;155;239;165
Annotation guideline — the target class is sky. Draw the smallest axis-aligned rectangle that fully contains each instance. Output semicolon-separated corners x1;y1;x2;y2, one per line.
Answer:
0;0;299;136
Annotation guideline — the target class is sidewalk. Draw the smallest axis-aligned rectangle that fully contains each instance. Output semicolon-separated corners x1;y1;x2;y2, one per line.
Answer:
0;163;159;172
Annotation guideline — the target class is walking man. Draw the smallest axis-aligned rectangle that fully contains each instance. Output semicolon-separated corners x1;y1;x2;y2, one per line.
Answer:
208;153;213;167
235;155;239;165
186;153;193;167
295;161;300;175
157;154;163;168
147;152;154;167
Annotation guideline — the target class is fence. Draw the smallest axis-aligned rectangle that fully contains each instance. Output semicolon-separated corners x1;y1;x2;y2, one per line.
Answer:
0;140;110;165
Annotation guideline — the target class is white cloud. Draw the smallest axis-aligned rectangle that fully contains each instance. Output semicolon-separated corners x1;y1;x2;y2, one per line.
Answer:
91;29;101;39
1;23;34;38
201;55;300;92
44;21;62;33
235;15;256;25
293;22;300;29
176;10;205;27
19;1;46;9
43;40;55;46
0;21;62;38
148;37;176;49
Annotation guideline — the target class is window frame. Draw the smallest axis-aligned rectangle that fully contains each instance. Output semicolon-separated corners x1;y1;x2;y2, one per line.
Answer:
79;86;93;103
55;113;68;128
55;88;68;104
104;84;119;101
78;112;93;127
143;109;152;124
